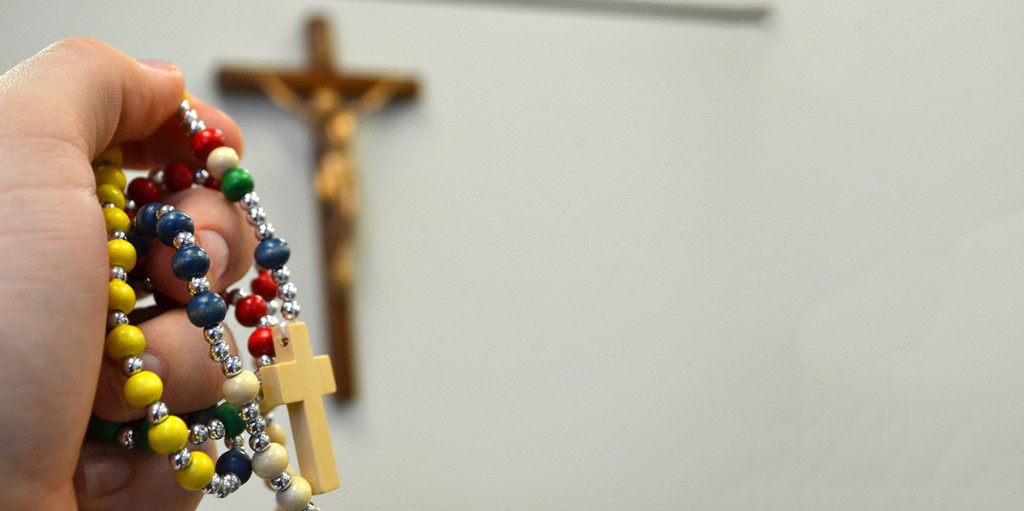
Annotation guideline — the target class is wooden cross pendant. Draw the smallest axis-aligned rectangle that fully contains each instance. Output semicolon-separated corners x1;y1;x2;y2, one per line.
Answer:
260;321;340;494
218;16;419;401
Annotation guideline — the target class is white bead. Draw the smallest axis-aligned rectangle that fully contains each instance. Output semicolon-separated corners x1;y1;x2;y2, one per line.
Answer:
223;370;261;405
206;146;239;179
252;442;289;479
276;475;312;511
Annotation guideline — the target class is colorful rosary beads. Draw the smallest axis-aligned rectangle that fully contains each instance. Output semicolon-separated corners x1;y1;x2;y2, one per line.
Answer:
89;96;332;511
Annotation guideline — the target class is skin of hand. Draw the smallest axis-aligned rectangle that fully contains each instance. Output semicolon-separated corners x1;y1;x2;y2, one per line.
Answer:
0;38;257;511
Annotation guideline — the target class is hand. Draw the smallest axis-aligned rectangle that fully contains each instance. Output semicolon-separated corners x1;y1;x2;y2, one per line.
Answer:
0;38;256;511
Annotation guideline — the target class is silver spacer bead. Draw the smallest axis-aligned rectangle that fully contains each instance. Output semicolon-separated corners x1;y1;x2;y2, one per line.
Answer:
108;229;128;241
303;504;320;511
245;416;267;435
277;282;297;301
194;168;210;186
190;423;210;445
117;425;135;449
220;473;241;497
177;99;191;116
173;231;196;249
210;340;230;363
270;471;292;491
100;201;116;209
240;402;261;422
281;300;301;320
107;311;129;329
125;199;136;213
149;169;165;186
180;108;198;127
241;192;261;208
259;355;275;368
141;277;155;293
204;324;225;343
122;356;144;376
188;276;211;295
271;266;290;284
208;419;226;440
202;473;223;495
247;206;267;225
249;432;271;452
222;356;243;377
258;314;279;328
156;204;175;218
110;266;127;282
147;401;169;424
226;288;248;306
186;119;206;137
267;298;281;316
225;435;247;451
256;222;276;240
170;447;192;471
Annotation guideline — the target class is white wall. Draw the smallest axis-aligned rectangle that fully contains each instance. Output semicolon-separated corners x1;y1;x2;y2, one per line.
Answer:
5;1;1024;509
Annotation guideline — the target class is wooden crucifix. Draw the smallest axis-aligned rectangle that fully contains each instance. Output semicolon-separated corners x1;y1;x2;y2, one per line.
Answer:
218;17;419;400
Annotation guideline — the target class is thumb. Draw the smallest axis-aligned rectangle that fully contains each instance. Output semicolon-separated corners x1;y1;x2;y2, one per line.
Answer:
0;38;185;511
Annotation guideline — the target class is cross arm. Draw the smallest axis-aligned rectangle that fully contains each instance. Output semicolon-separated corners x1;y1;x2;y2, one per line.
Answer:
218;68;419;100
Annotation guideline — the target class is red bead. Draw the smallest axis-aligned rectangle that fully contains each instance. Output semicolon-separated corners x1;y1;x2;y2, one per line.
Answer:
191;128;225;161
248;327;275;358
235;295;267;327
205;177;221;191
250;270;278;301
164;162;194;192
127;177;161;206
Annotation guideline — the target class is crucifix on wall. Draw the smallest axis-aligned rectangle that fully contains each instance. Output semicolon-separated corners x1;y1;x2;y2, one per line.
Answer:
218;16;420;400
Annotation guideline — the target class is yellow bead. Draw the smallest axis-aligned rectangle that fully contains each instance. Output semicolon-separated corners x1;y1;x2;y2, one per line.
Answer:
94;164;126;190
107;239;137;272
148;415;188;455
108;279;135;313
176;451;214;491
103;207;130;234
96;183;126;209
94;145;123;167
104;324;145;361
123;370;162;409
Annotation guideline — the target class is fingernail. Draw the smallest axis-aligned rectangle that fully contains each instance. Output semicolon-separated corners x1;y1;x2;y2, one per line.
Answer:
138;59;179;72
197;229;229;287
139;351;164;379
79;450;131;499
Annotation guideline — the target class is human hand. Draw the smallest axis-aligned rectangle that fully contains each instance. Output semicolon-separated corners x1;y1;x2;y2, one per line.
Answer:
0;38;256;511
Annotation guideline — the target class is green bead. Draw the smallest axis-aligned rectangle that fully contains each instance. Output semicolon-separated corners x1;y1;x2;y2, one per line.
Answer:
216;402;245;437
87;416;122;443
134;421;155;454
221;167;254;202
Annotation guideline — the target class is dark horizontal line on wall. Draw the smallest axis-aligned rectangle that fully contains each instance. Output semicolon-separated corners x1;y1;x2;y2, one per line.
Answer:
369;0;772;23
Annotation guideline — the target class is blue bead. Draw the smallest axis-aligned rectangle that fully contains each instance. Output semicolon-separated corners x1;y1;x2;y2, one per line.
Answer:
216;449;253;484
171;246;210;281
254;238;290;269
186;292;227;328
155;210;194;247
127;229;152;258
135;202;162;238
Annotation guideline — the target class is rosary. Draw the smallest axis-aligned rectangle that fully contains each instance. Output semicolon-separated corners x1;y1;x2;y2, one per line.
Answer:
89;96;339;511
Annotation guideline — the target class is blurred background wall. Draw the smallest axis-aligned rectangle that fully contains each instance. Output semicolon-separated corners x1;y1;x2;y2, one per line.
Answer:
5;0;1024;509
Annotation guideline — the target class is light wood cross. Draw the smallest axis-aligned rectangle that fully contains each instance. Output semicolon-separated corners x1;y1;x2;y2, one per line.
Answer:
218;16;419;400
260;321;340;494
